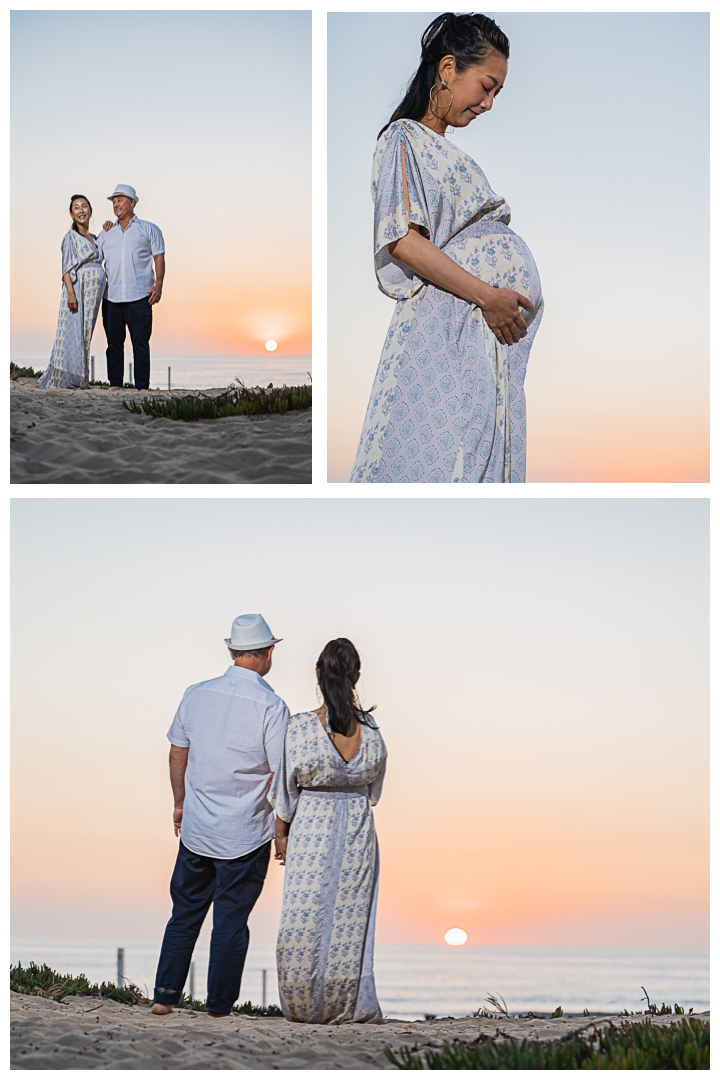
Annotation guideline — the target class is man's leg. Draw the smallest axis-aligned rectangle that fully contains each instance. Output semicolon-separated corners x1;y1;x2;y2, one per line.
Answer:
206;840;271;1015
153;841;216;1008
126;297;152;390
102;299;126;387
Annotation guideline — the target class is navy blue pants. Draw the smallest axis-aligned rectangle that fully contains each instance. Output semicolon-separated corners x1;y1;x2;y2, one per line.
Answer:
154;839;271;1014
102;297;152;389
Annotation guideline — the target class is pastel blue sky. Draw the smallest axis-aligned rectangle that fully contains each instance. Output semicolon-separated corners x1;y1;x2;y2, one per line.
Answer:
328;12;709;482
12;498;708;945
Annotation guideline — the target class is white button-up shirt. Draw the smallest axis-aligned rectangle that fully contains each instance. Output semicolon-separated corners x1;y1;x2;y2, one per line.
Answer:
167;665;289;859
97;215;165;303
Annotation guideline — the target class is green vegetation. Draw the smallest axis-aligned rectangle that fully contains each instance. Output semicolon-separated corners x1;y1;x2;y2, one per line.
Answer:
10;362;133;387
385;1017;710;1070
10;363;43;380
10;962;282;1016
122;383;311;421
11;962;150;1006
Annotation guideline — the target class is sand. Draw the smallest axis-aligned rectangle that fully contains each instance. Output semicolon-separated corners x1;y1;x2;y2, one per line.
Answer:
10;991;708;1070
10;380;311;484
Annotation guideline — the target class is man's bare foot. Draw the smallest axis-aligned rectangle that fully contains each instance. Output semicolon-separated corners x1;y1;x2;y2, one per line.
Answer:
207;1011;230;1018
151;1003;174;1015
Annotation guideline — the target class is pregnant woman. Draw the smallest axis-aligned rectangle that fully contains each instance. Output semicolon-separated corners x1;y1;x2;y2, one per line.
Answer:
37;195;106;389
269;638;387;1024
350;13;543;483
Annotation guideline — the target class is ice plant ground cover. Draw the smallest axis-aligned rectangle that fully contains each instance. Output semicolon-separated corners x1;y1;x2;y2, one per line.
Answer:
386;1016;710;1069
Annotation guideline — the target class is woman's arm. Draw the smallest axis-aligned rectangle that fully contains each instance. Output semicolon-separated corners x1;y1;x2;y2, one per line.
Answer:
388;146;532;347
274;815;291;865
62;270;78;313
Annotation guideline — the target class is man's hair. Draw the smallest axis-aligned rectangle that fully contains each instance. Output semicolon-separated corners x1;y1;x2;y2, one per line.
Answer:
229;646;271;660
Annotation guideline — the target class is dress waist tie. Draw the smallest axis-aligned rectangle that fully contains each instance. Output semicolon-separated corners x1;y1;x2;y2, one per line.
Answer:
299;785;369;799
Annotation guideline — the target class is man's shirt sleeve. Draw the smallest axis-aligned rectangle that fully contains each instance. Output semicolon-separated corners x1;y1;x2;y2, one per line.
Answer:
263;701;290;774
149;223;165;256
167;698;190;747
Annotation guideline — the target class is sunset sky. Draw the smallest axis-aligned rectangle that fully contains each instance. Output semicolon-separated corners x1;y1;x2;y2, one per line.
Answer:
328;12;709;483
11;497;708;948
10;10;311;357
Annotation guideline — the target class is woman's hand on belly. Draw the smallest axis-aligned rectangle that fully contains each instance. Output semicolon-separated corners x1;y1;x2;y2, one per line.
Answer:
477;284;533;346
389;228;532;345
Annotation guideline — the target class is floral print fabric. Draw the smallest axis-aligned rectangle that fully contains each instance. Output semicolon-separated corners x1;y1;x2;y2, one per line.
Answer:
268;711;387;1024
37;231;106;389
350;119;544;483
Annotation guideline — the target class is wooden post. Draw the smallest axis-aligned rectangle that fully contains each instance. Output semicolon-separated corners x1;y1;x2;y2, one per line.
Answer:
117;948;124;989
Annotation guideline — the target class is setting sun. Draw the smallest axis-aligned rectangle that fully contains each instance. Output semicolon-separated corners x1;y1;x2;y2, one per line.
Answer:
444;928;468;947
264;340;278;352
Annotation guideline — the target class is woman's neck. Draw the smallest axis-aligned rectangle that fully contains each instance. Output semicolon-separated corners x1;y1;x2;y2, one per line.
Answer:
418;112;447;137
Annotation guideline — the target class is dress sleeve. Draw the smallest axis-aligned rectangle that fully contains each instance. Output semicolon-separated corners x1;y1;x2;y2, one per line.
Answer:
267;725;300;823
61;232;81;285
368;756;386;806
372;122;432;301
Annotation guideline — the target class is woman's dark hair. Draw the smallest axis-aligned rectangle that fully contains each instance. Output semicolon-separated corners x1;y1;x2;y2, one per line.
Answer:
68;194;92;232
317;638;376;737
379;12;509;137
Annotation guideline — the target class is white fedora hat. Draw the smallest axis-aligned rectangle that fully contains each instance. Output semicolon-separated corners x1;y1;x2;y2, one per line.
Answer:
108;183;138;204
225;613;282;651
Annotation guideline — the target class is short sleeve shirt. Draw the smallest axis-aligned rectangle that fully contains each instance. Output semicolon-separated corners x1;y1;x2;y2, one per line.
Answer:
167;665;289;859
97;215;165;303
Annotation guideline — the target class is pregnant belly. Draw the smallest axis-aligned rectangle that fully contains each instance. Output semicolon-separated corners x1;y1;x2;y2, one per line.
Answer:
443;221;543;330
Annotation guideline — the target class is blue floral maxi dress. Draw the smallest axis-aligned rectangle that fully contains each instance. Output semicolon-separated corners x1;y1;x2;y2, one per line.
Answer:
268;712;387;1024
350;119;544;483
37;230;106;389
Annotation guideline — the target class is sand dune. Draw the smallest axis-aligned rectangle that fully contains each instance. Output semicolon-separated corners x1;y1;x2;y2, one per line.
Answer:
10;380;311;484
10;991;707;1070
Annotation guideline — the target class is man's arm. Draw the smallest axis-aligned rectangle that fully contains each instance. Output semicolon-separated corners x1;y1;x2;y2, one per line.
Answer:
149;254;165;305
169;744;189;836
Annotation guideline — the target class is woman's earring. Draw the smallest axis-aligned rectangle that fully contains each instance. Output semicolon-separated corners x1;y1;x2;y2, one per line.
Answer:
429;78;453;116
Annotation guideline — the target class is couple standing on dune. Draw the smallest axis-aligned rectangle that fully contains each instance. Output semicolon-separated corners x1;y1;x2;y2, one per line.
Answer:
150;614;388;1024
37;184;165;391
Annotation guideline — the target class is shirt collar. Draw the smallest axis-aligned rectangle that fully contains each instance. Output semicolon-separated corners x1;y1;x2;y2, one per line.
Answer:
113;214;138;228
224;664;274;692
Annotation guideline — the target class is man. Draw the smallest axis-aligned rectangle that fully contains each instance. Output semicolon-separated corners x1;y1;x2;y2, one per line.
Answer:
151;614;289;1018
97;183;165;390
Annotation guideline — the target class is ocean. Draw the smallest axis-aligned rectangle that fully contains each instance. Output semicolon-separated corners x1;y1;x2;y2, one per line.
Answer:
10;940;709;1020
10;354;312;392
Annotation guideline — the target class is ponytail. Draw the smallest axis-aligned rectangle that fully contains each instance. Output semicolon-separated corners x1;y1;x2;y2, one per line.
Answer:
317;638;376;736
378;12;509;138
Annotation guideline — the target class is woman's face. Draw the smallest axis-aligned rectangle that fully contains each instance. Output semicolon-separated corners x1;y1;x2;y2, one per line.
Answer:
70;199;91;228
438;52;508;129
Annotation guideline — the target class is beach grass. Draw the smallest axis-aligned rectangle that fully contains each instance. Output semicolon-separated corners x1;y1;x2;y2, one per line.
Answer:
10;363;43;380
10;962;282;1016
10;362;133;388
386;1017;710;1070
122;383;312;421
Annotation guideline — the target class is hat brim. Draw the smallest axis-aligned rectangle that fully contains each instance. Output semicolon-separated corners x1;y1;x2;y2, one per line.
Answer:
107;192;137;201
224;636;282;650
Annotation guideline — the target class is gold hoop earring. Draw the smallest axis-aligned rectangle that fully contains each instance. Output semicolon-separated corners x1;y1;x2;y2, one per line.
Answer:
429;79;453;117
